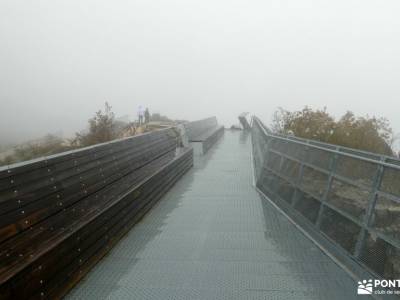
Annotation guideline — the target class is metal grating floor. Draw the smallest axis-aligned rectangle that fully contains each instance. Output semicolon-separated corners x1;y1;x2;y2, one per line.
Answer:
66;130;360;300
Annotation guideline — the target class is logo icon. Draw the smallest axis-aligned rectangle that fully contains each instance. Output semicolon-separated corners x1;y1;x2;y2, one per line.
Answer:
358;279;373;295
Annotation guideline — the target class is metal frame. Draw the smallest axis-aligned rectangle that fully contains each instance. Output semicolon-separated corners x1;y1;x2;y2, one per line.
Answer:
253;116;400;170
252;116;400;280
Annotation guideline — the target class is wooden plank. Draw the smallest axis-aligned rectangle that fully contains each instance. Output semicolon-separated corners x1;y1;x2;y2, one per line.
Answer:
0;151;178;280
0;136;176;234
40;151;193;300
0;129;186;299
1;149;192;299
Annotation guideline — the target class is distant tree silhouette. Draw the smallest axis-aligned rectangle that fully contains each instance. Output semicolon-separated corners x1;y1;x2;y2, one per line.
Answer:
150;113;172;123
330;112;393;155
0;102;178;167
144;108;150;123
271;107;335;142
271;106;394;156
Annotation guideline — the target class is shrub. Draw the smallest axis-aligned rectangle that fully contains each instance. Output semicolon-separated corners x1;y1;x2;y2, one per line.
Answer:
271;107;394;156
73;102;117;147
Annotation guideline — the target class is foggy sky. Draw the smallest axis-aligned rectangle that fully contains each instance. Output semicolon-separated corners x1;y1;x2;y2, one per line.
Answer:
1;0;400;145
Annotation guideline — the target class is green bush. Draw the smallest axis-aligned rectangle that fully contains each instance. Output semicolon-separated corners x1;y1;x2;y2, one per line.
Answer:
73;102;117;147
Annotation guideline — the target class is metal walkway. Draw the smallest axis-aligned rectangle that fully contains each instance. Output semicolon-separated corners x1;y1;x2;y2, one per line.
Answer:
66;130;359;300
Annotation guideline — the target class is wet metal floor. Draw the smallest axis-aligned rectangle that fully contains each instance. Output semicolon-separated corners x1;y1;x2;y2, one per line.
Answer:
66;130;359;300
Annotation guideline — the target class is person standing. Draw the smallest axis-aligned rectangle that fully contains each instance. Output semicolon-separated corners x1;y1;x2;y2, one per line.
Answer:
137;105;144;125
144;108;150;124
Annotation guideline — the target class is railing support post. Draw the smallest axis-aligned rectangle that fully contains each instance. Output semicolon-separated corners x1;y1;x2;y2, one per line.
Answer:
353;159;385;258
316;148;339;228
290;141;309;207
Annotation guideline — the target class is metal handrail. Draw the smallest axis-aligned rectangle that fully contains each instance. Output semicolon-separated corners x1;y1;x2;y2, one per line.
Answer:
252;115;400;282
252;116;400;171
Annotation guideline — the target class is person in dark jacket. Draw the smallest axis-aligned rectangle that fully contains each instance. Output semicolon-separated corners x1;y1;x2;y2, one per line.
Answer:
144;108;150;124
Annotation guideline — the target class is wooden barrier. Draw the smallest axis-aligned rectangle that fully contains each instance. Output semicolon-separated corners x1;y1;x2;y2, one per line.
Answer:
184;117;224;154
0;128;193;299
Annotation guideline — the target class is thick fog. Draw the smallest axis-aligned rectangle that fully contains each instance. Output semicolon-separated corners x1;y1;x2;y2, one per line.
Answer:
1;0;400;145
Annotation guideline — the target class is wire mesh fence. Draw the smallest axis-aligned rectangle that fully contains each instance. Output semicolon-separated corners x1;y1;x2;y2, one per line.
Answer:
252;116;400;280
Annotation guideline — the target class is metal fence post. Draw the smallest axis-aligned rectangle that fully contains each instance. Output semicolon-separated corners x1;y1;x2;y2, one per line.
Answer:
253;119;273;184
353;158;385;258
315;148;340;228
291;141;309;207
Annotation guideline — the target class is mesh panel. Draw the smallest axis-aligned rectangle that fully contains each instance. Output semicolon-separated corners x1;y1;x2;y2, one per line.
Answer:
252;117;400;281
360;233;400;279
319;206;361;254
251;123;268;179
305;147;333;170
257;170;274;199
257;167;294;205
335;155;378;186
276;140;288;153
266;151;281;172
280;158;300;181
326;179;369;220
381;166;400;197
294;191;321;224
269;139;287;153
257;168;272;187
257;170;279;200
300;167;328;199
267;139;279;151
275;177;295;204
285;142;307;161
371;195;400;242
